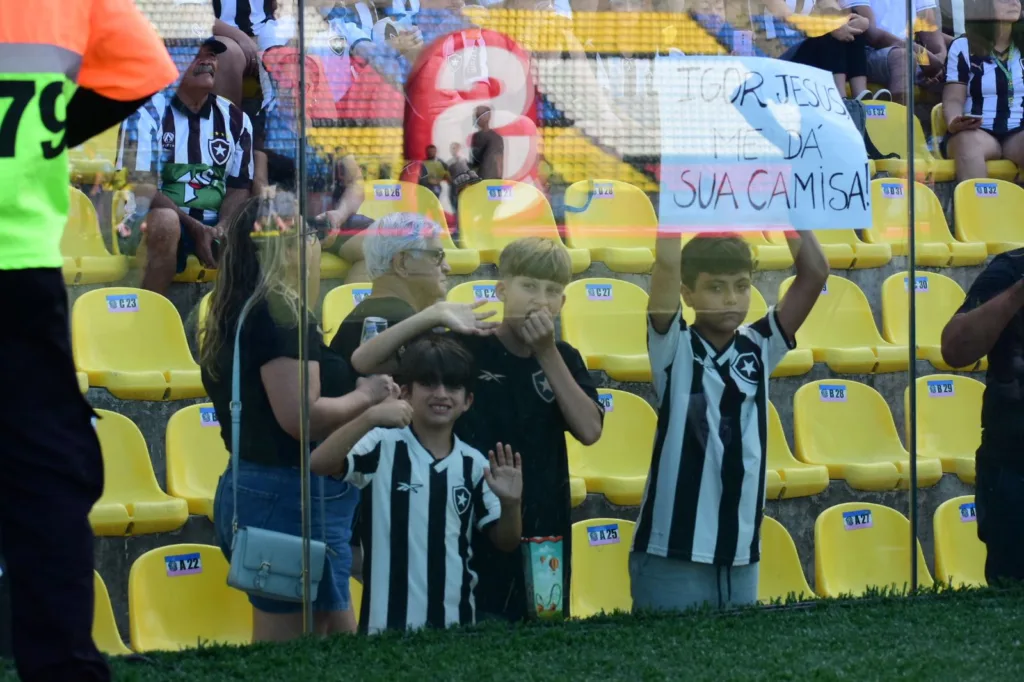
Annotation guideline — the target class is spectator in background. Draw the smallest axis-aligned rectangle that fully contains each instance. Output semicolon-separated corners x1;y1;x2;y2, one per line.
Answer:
310;335;524;634
772;0;872;97
941;0;1024;182
842;0;947;105
470;106;505;180
420;144;450;199
351;238;604;622
116;39;254;295
941;250;1024;585
201;191;396;642
328;212;465;367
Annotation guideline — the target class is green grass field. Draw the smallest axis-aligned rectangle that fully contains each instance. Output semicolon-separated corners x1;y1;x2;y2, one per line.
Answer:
4;588;1023;681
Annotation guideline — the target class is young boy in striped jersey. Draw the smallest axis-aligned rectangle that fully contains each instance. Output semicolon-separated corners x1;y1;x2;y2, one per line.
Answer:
631;229;828;612
311;335;523;634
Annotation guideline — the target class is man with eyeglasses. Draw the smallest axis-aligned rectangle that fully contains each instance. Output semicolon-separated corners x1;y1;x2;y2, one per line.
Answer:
329;212;452;371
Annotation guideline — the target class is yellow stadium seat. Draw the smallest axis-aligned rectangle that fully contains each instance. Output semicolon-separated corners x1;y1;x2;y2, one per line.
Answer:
570;476;586;507
778;275;909;374
68;125;119;180
561;279;650;382
931;104;1018;180
767;402;829;500
351;578;362;624
933;495;987;588
567;389;656;506
758;517;814;603
129;544;252;651
682;286;813;378
196;290;212;350
172;256;217;284
77;371;89;394
794;380;943;490
62;187;128;285
322;282;373;344
954;179;1024;254
89;409;189;536
864;180;987;267
563;180;655;274
446;280;503;324
881;272;985;371
814;502;933;597
320;253;351;280
458;180;590;273
93;572;132;656
768;229;890;269
570;519;634;618
72;288;204;400
905;375;982;483
166;403;229;521
863;101;955;182
359;180;479;275
738;231;795;271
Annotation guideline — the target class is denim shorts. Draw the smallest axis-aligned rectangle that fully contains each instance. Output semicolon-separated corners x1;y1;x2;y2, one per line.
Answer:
629;552;759;613
213;459;360;614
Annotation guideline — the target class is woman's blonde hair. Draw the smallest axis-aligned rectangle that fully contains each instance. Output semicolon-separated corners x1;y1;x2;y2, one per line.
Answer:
199;190;312;379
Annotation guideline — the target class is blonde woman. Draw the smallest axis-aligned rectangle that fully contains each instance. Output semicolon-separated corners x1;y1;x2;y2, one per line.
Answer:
200;191;395;642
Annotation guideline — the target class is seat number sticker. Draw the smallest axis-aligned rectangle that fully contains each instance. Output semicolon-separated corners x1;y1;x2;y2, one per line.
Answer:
927;379;954;397
865;105;886;119
374;184;402;201
819;384;847;402
959;502;977;522
473;284;498;302
976;182;998;197
598;393;614;412
165;552;202;576
587;523;620;546
594;182;614;198
843;509;873;530
586;284;613;301
352;288;372;304
106;294;139;313
199;406;219;427
904;276;928;292
881;182;904;199
487;185;513;201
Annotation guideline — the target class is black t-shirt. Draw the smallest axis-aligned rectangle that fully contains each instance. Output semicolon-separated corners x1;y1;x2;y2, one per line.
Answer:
470;129;504;180
956;249;1024;472
454;335;602;620
202;301;354;468
328;295;417;364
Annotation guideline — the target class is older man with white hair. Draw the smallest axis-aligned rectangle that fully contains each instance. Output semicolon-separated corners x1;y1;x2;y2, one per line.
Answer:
328;211;452;367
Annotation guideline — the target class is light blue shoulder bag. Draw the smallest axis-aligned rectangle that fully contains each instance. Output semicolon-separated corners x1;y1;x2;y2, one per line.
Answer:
225;295;328;603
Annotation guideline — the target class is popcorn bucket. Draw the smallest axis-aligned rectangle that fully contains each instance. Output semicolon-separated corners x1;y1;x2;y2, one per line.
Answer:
521;536;564;621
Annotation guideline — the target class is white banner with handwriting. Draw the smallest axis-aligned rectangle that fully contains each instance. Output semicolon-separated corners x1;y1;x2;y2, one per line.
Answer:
655;54;872;232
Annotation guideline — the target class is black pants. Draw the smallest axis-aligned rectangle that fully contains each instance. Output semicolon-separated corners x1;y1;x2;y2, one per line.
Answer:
786;33;867;81
976;459;1024;584
0;268;109;682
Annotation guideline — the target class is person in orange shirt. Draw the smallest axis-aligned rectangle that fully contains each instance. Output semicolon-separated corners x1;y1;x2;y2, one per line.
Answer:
0;2;177;681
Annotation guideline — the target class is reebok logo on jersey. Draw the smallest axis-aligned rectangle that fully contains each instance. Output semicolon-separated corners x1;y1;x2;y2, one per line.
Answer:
396;481;423;494
478;371;505;383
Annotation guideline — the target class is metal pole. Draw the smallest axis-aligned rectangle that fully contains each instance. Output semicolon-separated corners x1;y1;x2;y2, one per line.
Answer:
905;0;919;594
296;0;314;635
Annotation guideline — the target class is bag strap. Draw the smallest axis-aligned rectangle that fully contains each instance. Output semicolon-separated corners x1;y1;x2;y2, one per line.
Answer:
230;296;326;545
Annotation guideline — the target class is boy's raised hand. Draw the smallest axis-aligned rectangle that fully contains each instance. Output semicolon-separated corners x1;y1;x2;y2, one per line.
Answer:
367;398;414;428
483;442;523;503
431;301;501;336
521;308;556;352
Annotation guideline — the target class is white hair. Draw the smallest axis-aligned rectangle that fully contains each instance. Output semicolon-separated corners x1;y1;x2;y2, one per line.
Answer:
362;212;443;280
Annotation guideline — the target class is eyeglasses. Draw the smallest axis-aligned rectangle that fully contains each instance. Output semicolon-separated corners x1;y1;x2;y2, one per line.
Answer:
406;248;446;266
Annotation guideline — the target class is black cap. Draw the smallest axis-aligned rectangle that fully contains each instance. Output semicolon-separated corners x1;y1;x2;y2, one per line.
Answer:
200;37;228;55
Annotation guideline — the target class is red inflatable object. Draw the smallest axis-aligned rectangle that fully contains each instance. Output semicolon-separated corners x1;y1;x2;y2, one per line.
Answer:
403;28;538;183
